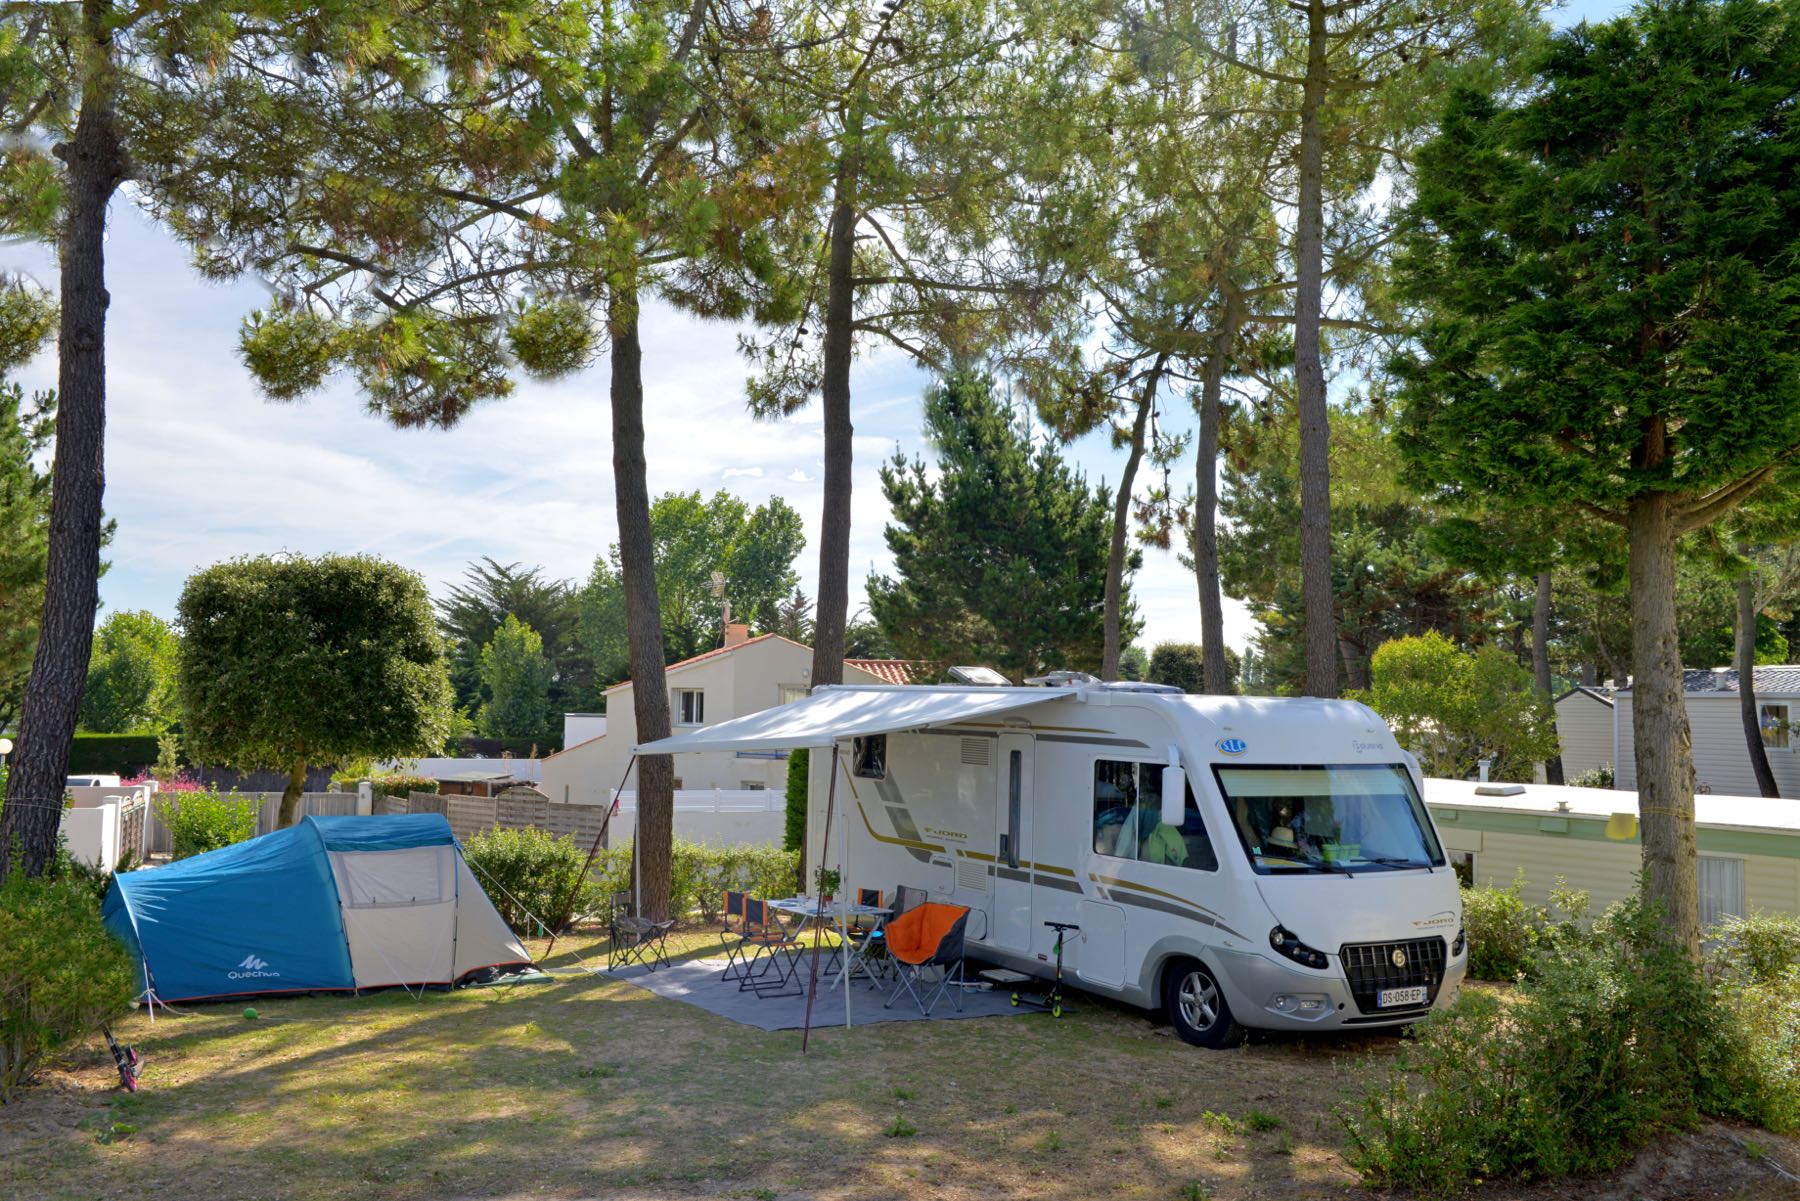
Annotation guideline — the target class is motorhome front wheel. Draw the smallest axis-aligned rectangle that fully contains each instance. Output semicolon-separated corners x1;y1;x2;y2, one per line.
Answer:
1164;961;1246;1049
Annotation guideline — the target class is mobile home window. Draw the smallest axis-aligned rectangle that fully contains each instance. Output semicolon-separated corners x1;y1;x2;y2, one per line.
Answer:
1697;856;1745;932
1760;703;1790;750
1091;760;1217;872
778;684;809;706
673;688;705;726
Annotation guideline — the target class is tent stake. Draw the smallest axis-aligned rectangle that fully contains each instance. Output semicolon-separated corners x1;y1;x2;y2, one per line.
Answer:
800;744;840;1053
544;753;637;962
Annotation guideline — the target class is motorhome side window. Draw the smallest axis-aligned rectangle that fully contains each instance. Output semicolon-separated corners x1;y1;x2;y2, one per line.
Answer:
853;734;887;779
1215;763;1447;875
1091;760;1218;871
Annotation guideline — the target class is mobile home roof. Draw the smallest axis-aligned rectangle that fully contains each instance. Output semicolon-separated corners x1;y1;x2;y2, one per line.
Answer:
1423;777;1800;837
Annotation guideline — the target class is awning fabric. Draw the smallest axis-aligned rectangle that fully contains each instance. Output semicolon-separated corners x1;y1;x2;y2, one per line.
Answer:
633;686;1075;755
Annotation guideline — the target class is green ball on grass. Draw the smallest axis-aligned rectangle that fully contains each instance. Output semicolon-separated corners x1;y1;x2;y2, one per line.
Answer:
243;1006;259;1021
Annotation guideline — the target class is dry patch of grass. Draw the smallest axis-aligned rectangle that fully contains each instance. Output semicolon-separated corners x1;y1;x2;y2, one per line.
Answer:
2;932;1792;1201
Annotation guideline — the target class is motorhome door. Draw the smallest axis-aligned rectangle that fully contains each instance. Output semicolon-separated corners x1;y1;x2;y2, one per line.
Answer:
992;733;1034;952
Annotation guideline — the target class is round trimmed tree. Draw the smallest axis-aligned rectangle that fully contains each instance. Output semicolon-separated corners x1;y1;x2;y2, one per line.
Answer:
176;554;454;828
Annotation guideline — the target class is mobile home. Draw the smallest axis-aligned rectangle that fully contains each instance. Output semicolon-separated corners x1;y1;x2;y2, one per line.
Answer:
639;681;1468;1047
1424;777;1800;926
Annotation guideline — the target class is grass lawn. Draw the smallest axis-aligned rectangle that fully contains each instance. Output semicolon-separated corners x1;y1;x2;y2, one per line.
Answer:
4;929;1796;1201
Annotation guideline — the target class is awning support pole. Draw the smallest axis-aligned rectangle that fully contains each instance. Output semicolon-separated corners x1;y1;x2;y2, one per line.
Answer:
544;753;637;962
800;744;840;1053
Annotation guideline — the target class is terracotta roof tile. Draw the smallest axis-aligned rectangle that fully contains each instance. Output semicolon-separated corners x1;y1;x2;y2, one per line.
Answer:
845;659;919;685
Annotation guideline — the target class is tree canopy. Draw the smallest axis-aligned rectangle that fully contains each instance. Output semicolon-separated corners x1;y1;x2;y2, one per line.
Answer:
176;554;454;827
869;374;1132;680
1395;0;1800;950
78;610;178;734
477;615;555;744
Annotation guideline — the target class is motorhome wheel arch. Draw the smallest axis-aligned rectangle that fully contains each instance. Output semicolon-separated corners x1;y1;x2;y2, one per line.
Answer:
804;684;1468;1047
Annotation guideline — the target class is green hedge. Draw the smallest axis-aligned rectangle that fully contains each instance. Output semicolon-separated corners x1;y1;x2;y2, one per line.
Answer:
67;734;162;776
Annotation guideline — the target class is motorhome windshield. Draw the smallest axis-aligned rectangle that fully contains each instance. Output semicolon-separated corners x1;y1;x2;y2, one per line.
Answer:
1214;764;1445;875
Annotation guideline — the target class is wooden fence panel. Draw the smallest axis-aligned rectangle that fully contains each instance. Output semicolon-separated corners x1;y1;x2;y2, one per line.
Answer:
443;795;497;841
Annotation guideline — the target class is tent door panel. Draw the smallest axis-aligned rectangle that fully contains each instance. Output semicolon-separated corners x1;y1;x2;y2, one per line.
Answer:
329;848;458;987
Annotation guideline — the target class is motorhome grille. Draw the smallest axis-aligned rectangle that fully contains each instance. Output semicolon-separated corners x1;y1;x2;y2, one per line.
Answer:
960;738;990;766
1339;937;1448;1015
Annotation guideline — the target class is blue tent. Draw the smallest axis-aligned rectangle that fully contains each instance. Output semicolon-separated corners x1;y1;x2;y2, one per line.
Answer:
103;814;531;1004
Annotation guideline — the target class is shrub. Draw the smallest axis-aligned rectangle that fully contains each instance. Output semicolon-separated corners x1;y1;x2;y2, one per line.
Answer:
1709;910;1800;984
594;839;802;924
67;733;163;777
156;789;259;860
1344;889;1790;1193
1566;763;1614;789
1459;873;1590;980
0;869;137;1103
462;826;605;937
1712;966;1800;1134
371;774;437;799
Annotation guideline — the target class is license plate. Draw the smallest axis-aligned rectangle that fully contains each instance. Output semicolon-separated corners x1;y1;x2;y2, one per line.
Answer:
1377;985;1427;1008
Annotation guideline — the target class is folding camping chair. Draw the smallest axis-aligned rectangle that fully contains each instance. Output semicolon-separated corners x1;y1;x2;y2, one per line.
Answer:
838;887;889;985
737;896;806;997
882;901;971;1016
607;890;675;972
719;889;757;982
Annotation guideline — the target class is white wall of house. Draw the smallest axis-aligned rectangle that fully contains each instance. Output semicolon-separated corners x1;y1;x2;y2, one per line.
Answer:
562;713;607;747
1554;689;1615;780
540;634;889;810
1616;691;1800;796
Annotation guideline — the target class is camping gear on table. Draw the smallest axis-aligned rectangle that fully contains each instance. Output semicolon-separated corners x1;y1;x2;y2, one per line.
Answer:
101;814;532;1006
883;901;971;1016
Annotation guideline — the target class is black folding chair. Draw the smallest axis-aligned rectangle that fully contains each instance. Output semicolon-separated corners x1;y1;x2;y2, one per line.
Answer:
607;890;675;972
719;889;754;982
739;897;805;997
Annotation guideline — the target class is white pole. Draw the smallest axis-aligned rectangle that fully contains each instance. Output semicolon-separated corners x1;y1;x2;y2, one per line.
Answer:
841;743;852;1030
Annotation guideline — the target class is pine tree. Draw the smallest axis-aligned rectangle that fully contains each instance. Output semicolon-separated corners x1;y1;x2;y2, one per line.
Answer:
1395;0;1800;951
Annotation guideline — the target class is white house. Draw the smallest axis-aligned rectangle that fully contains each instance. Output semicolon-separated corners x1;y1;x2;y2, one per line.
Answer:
1553;686;1615;780
1617;668;1800;797
540;625;912;804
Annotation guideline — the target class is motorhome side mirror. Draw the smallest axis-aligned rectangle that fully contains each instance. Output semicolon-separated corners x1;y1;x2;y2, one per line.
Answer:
1161;766;1187;827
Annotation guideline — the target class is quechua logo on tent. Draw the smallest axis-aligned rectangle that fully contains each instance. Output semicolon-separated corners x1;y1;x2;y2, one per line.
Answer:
229;954;280;981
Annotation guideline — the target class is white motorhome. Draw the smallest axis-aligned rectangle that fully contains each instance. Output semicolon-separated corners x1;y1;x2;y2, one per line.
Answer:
638;680;1467;1047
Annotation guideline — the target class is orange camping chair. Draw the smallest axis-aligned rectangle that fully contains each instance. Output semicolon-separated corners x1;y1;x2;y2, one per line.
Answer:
882;901;971;1015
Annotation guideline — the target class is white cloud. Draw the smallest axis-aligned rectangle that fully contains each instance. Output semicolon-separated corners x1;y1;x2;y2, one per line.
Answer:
721;467;764;480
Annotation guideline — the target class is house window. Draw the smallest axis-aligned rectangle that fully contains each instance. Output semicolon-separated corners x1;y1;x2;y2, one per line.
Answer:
673;688;705;726
1698;855;1745;932
1091;759;1217;871
1760;703;1790;750
740;780;767;791
778;684;809;706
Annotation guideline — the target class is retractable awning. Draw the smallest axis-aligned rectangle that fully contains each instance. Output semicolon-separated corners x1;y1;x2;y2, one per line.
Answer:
633;685;1076;755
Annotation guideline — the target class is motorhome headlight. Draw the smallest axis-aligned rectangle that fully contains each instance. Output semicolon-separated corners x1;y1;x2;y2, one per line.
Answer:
1452;925;1467;957
1268;926;1329;971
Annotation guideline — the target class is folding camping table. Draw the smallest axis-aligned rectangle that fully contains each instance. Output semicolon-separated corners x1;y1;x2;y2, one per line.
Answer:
767;896;892;991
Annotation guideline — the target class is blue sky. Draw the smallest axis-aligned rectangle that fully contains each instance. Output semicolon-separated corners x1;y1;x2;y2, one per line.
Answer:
1;0;1625;658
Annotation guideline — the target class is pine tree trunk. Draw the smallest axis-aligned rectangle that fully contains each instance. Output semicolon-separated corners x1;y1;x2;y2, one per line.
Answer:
1103;365;1159;680
1738;571;1779;798
277;758;307;828
609;288;674;921
1534;571;1564;785
0;23;119;882
811;170;856;692
1294;0;1336;699
1627;489;1700;955
1194;336;1232;695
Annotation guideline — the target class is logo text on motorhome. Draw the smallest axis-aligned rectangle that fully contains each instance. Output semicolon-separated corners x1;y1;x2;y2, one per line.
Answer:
1215;737;1248;756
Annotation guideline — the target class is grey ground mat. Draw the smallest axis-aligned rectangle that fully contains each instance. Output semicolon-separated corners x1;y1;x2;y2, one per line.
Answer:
600;951;1033;1030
